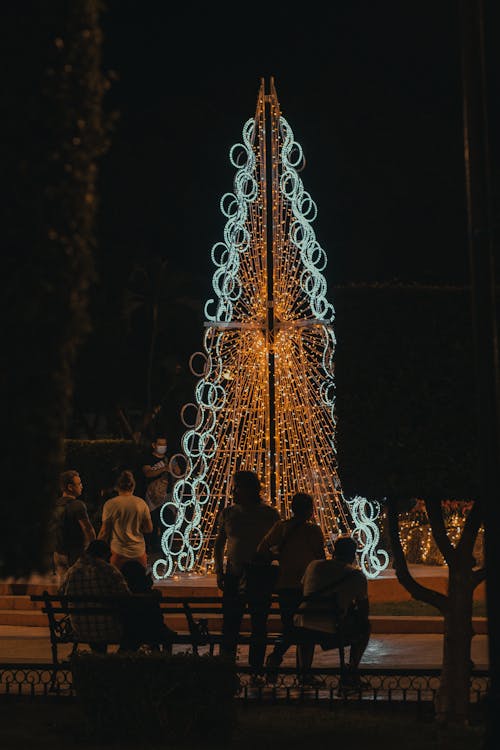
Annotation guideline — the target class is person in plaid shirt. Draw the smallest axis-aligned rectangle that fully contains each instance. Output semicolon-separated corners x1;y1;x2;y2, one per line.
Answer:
60;539;131;652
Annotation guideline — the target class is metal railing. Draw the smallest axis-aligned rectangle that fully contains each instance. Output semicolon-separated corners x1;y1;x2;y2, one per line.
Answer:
0;662;489;711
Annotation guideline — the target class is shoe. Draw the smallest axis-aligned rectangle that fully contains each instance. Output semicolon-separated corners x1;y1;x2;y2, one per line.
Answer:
265;652;282;684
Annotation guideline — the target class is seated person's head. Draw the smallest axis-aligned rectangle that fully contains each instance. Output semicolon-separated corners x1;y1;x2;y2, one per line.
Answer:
121;560;152;593
333;536;358;564
291;492;314;521
86;539;111;563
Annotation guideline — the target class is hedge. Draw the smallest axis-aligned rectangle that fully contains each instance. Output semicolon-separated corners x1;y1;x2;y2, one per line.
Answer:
71;651;237;743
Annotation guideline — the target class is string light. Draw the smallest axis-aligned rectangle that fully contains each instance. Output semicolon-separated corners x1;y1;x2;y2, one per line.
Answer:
153;80;388;581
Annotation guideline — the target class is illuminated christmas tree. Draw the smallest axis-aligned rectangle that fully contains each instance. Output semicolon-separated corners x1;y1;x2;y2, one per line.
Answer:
154;79;388;580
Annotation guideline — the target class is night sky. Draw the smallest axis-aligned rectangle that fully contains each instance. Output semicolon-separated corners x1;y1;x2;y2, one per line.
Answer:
98;0;499;296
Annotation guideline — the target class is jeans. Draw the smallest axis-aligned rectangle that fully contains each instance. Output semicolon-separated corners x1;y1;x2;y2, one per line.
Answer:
221;572;271;672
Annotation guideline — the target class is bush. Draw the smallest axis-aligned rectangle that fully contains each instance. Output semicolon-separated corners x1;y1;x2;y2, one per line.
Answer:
71;651;237;744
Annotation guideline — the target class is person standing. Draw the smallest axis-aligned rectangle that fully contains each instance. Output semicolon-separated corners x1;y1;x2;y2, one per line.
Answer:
98;470;153;570
140;435;179;555
51;470;96;583
256;492;326;682
214;470;280;681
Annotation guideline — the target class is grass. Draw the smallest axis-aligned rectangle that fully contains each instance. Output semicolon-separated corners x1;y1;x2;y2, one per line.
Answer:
370;600;487;617
0;699;485;750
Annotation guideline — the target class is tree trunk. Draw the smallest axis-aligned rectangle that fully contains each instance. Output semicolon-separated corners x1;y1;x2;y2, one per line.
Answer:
435;568;474;725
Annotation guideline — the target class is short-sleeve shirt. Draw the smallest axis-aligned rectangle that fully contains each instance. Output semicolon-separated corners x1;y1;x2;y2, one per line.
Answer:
257;519;326;589
217;502;281;576
102;493;152;558
295;559;368;634
52;496;90;559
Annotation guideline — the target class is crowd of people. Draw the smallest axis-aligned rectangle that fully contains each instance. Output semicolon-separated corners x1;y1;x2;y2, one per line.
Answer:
49;450;370;688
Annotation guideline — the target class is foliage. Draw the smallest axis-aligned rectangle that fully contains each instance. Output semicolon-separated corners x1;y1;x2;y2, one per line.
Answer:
333;284;483;503
0;1;110;576
0;701;486;750
70;650;237;743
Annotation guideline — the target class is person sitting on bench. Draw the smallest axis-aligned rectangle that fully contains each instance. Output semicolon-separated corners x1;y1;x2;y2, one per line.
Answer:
293;535;370;689
60;539;130;653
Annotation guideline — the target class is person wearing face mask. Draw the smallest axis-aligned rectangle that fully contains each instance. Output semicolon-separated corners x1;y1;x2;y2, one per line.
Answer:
140;435;179;556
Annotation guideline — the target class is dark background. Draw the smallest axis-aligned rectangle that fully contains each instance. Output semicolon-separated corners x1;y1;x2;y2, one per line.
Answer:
97;0;499;288
0;1;498;575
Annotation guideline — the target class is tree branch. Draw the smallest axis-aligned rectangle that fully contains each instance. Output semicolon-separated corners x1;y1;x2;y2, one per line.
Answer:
425;499;456;566
458;500;483;554
387;500;448;612
472;567;486;589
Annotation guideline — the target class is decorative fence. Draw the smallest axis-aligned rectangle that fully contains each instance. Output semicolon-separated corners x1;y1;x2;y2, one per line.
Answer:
0;663;489;711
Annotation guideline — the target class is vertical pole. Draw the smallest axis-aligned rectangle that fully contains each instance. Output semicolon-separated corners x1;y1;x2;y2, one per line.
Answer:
459;0;500;741
264;79;277;507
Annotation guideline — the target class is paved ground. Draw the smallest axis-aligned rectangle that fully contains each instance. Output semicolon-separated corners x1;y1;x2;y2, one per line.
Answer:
0;625;489;670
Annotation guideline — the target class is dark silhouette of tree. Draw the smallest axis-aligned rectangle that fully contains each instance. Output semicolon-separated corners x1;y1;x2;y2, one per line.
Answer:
0;1;109;575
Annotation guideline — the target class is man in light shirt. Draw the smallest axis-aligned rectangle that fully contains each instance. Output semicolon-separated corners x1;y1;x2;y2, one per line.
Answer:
294;535;370;688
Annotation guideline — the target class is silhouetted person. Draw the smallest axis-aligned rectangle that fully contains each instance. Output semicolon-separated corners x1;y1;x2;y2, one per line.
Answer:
120;560;176;652
294;535;370;688
257;492;325;682
214;470;280;682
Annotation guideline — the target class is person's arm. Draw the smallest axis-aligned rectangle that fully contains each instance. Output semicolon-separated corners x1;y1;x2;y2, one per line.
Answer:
214;514;227;591
256;521;281;559
142;460;168;480
98;518;113;544
141;506;153;535
79;518;96;547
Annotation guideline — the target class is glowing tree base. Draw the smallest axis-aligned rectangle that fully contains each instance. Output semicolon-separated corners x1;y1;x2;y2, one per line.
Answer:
154;78;388;580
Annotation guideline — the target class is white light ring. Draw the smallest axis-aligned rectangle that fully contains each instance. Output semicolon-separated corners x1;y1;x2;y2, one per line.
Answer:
203;382;227;410
285;141;304;169
188;351;208;378
168;453;188;479
319;380;336;407
180;403;200;429
204;299;218;322
220;192;240;218
183;429;210;458
188;525;203;551
173;479;194;503
192;477;210;502
280;171;300;200
176;548;195;572
298;192;317;223
210;241;231;268
229;142;251;169
199;431;217;459
305;242;327;271
220;274;242;302
234;170;258;202
159;502;182;529
225;223;250;252
152;557;173;580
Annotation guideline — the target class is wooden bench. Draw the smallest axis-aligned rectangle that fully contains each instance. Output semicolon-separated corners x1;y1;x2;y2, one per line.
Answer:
31;591;350;687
